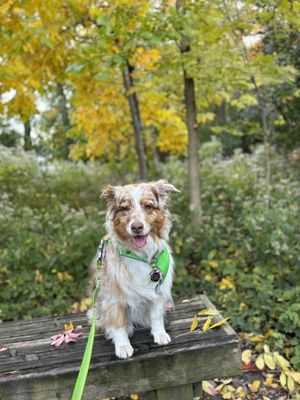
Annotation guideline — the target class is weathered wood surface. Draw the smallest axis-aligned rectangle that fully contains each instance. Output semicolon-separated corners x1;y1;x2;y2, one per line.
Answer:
0;295;241;400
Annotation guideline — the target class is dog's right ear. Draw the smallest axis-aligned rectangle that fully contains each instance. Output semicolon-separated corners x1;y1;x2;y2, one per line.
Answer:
101;185;118;204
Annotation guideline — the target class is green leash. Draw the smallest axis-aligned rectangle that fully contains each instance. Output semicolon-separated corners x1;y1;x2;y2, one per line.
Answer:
71;238;170;399
71;269;101;400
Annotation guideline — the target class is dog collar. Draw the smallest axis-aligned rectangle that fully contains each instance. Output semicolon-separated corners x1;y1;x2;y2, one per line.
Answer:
118;246;170;285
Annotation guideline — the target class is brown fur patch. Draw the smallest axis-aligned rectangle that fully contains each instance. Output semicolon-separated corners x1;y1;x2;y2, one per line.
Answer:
106;304;126;329
113;198;132;240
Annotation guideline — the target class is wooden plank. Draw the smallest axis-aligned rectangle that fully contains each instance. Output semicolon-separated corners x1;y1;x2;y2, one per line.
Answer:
144;390;157;400
0;296;241;399
156;384;193;400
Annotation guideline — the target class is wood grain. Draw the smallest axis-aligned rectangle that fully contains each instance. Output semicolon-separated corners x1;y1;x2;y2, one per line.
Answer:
0;295;241;400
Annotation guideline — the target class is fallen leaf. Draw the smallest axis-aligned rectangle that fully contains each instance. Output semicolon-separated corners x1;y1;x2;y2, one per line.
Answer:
130;394;139;400
242;350;252;364
207;317;229;330
190;315;199;332
255;354;265;370
198;308;220;316
249;335;264;342
64;321;74;331
51;334;65;347
202;381;219;395
265;374;273;385
0;347;8;352
202;316;212;331
50;329;81;347
249;380;261;393
208;260;219;268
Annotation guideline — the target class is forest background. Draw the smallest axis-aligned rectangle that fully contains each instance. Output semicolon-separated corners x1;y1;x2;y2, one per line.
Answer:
0;0;299;397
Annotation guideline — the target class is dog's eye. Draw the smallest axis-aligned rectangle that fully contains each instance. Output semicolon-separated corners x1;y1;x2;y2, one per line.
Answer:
144;204;153;211
118;206;130;213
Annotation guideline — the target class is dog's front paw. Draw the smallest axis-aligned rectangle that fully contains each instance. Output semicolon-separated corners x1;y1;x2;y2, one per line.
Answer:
115;344;134;359
153;331;171;345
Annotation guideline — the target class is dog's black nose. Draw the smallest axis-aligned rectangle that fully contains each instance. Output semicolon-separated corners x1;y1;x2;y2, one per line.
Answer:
131;221;144;234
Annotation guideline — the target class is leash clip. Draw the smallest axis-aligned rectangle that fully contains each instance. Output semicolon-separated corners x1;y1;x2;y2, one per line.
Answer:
96;238;106;267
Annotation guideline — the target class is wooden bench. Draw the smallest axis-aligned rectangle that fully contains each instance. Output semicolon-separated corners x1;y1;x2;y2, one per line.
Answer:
0;295;241;400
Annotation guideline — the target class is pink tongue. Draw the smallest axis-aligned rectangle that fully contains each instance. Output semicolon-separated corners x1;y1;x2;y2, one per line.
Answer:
133;235;147;248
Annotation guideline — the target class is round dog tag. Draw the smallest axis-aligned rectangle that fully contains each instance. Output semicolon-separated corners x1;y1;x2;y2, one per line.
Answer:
150;268;162;283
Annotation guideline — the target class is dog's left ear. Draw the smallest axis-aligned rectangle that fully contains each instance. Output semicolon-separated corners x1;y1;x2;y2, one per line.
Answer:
152;179;180;208
101;185;118;204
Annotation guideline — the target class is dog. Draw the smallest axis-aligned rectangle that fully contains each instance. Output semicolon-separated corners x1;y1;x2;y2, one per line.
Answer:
88;180;179;359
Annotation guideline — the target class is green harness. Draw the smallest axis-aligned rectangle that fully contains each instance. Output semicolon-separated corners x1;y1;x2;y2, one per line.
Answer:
118;245;170;284
71;237;170;400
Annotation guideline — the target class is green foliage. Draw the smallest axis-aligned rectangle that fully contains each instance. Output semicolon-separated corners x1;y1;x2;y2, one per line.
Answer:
162;145;300;368
0;147;107;320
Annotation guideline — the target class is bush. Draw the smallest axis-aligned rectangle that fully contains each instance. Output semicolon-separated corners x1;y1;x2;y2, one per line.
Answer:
163;145;300;368
0;147;107;320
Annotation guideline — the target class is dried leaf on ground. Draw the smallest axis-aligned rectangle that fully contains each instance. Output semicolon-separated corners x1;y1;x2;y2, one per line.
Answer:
207;318;229;330
198;308;220;316
190;315;199;332
203;316;212;331
249;379;261;393
202;380;219;395
50;329;82;347
64;320;74;331
242;349;252;364
0;347;8;352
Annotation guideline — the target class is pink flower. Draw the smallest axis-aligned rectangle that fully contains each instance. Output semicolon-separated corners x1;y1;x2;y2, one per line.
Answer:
50;329;81;347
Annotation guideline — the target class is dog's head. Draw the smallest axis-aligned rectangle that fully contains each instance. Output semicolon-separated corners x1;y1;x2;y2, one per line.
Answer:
102;180;179;250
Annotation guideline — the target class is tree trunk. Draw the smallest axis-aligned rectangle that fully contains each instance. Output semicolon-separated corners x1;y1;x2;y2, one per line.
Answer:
176;0;202;222
24;119;32;151
123;61;147;181
183;70;202;221
57;83;70;128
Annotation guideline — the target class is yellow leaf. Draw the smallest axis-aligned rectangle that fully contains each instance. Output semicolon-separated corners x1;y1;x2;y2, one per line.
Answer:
208;260;219;268
249;380;261;393
265;374;273;385
263;344;270;353
207;318;230;330
280;372;286;387
290;372;300;383
250;335;264;342
64;321;74;331
264;353;276;370
198;308;219;316
130;394;139;400
274;352;290;371
242;349;252;364
202;316;212;331
255;354;265;370
287;375;295;392
202;381;219;395
190;315;198;332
